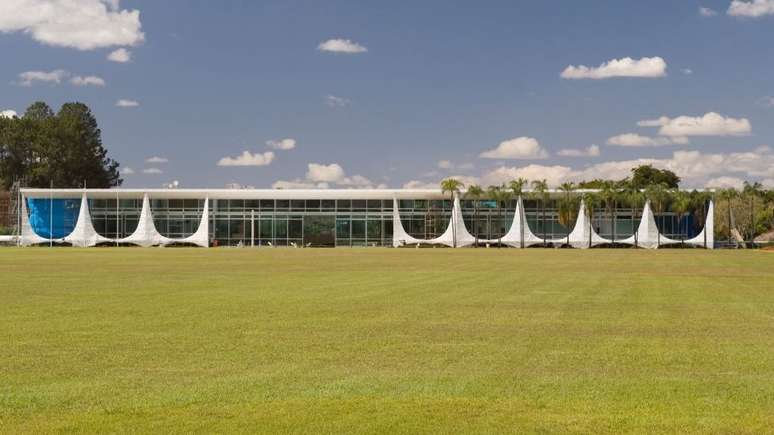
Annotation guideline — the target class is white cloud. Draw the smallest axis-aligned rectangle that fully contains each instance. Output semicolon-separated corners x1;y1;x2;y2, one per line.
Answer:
16;69;68;86
107;48;131;62
115;99;139;107
437;160;453;169
145;156;168;163
560;56;667;80
557;144;600;157
0;0;144;50
266;138;296;150
480;137;549;160
638;112;751;137
705;176;745;189
317;38;367;54
606;133;688;147
760;96;774;107
681;68;693;75
477;147;774;189
217;151;275;167
274;162;382;189
70;75;105;86
325;94;351;107
306;163;346;182
0;110;17;118
699;7;718;16
122;167;134;175
142;167;162;174
728;0;774;17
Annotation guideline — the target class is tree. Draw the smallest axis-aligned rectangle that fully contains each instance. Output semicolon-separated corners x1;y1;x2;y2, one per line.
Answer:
717;188;738;244
0;101;122;189
531;179;549;247
583;192;601;248
743;181;763;243
625;187;645;248
599;181;619;243
487;184;511;247
557;182;576;247
440;178;464;247
672;190;692;247
630;165;680;189
645;183;669;247
465;184;484;247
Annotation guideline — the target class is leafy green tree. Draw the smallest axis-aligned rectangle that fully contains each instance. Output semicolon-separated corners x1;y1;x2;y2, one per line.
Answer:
0;101;122;189
672;190;692;247
630;165;680;189
487;184;511;247
645;183;669;247
742;181;763;243
583;192;601;247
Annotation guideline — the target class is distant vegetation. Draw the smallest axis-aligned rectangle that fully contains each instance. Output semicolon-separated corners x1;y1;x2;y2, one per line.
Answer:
0;101;122;189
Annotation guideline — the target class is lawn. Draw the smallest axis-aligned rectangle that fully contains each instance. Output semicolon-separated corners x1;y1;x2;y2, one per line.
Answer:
1;248;773;433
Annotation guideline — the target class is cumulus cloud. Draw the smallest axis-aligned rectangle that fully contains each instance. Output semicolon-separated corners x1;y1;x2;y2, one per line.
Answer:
317;38;367;53
325;94;351;107
402;180;439;189
557;144;600;157
115;99;139;107
760;96;774;107
217;151;275;167
699;7;718;16
480;137;549;160
0;0;145;50
1;110;17;118
70;75;105;86
561;56;667;79
122;167;134;175
266;138;296;150
16;69;68;86
638;112;751;137
478;147;774;189
728;0;774;17
606;133;688;147
275;162;382;189
145;156;168;163
107;48;131;62
142;167;162;174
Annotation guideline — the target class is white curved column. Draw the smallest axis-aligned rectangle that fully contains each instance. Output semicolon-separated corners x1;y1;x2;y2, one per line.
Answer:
620;201;662;249
64;193;112;247
547;199;611;248
392;198;422;247
427;196;475;247
118;194;171;247
165;197;210;247
480;196;544;247
20;196;51;246
660;200;715;249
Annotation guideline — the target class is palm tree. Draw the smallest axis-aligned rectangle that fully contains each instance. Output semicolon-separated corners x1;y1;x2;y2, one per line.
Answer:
465;184;484;247
531;179;549;247
672;190;691;248
487;185;512;247
600;181;618;244
743;181;763;244
645;183;669;247
584;192;601;248
717;187;738;245
624;185;644;248
509;178;529;248
557;182;576;247
440;178;464;247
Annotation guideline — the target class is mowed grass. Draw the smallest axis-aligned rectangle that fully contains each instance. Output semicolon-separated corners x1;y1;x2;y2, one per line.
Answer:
1;248;774;434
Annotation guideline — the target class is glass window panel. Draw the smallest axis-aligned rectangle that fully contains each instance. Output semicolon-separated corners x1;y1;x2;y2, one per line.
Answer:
306;200;321;210
260;199;274;210
276;200;289;210
352;219;366;238
260;220;273;239
367;220;381;239
337;200;351;211
322;200;335;210
352;200;367;211
367;200;381;210
291;200;305;211
289;219;303;239
245;200;260;210
399;200;414;210
168;199;185;209
336;219;350;239
275;218;288;238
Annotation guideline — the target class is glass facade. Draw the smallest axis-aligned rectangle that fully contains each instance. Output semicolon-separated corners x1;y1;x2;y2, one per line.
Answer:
27;193;708;247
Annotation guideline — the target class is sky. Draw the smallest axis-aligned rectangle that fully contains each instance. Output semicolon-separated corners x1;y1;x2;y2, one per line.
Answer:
1;0;773;190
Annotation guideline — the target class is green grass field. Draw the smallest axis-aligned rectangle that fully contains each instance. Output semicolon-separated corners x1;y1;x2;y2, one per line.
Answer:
1;248;773;433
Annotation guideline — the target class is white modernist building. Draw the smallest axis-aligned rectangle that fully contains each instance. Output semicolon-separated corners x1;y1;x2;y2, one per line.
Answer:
14;188;714;249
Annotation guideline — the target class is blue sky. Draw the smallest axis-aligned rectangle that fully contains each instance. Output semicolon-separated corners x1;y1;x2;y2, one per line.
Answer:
1;0;773;189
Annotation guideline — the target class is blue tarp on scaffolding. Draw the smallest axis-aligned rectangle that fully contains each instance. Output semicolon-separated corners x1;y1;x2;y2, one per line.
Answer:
27;198;80;238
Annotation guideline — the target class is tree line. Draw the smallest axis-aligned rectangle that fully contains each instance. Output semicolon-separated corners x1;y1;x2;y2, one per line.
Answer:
0;101;122;190
440;165;774;245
